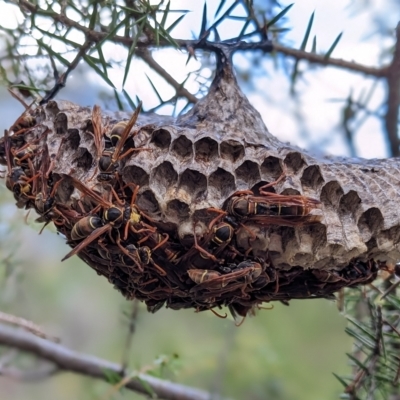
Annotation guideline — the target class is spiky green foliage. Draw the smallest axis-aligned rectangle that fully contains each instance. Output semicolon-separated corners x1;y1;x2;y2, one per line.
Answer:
338;273;400;399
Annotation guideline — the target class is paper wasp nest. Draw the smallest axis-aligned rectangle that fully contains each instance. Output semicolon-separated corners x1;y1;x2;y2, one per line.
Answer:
0;61;394;318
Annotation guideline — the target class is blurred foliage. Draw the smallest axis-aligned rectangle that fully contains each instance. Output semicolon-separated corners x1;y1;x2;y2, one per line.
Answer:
336;277;400;400
0;0;400;399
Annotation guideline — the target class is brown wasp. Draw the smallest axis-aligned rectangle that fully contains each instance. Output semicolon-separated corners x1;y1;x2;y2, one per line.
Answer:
177;215;237;270
224;171;321;226
137;231;181;264
228;301;274;326
11;142;39;166
226;192;321;226
34;144;64;217
342;259;378;286
9;102;36;134
60;177;124;261
91;102;148;181
116;243;162;275
3;130;38;202
188;260;262;292
61;177;154;263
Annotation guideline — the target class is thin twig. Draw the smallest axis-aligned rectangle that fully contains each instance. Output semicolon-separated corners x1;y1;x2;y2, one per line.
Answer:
0;324;228;400
0;311;59;343
120;299;139;373
272;43;388;77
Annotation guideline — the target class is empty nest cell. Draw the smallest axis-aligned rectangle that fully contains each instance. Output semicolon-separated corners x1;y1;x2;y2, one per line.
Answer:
320;181;344;207
65;129;81;150
73;148;93;170
260;156;283;181
54;113;68;135
166;199;190;221
284;152;306;173
136;189;160;215
301;165;324;190
171;135;193;159
194;137;218;163
208;168;236;200
151;128;172;149
357;207;384;236
123;165;150;187
339;190;361;216
220;140;245;163
151;161;178;197
235;160;261;188
178;169;207;201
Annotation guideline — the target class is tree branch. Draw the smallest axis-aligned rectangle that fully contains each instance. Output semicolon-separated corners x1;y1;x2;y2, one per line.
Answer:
272;43;388;77
0;324;228;400
14;0;389;80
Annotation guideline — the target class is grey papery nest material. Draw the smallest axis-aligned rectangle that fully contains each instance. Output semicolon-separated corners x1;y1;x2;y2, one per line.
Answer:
0;60;391;320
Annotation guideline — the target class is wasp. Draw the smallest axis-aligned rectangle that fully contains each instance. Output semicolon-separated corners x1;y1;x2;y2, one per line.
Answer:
177;217;236;271
10;109;36;134
3;130;38;202
120;183;157;240
312;269;345;283
225;171;321;226
225;192;321;226
137;231;181;263
119;244;151;268
91;102;147;181
188;261;263;292
70;216;104;241
60;177;125;261
342;259;378;285
146;299;166;314
34;145;64;216
208;221;234;252
11;143;39;166
61;179;153;264
66;176;127;226
228;302;274;326
62;215;111;262
123;243;167;276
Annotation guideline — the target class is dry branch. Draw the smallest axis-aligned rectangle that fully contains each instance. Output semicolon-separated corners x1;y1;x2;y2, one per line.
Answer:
0;324;227;400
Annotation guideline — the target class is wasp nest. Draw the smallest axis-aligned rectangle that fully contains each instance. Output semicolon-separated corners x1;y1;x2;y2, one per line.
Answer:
0;61;392;319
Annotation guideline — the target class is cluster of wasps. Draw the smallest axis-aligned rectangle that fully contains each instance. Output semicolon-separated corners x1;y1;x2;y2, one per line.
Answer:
0;102;380;323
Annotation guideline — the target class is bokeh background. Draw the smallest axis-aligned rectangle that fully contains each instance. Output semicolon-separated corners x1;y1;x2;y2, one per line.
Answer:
0;0;399;399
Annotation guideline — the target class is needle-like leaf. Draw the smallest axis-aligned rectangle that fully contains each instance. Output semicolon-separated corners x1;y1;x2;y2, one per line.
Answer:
122;19;146;88
300;11;314;51
324;32;343;59
114;89;124;111
215;0;227;18
267;3;294;28
146;74;164;104
200;2;208;38
83;54;116;88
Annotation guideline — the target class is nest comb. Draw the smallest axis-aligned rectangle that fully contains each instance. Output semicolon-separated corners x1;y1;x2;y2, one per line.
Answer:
0;51;391;319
